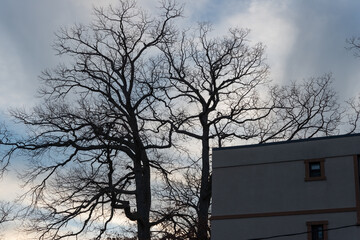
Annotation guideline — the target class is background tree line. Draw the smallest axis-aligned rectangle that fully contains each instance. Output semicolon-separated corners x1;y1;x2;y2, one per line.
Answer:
1;0;360;239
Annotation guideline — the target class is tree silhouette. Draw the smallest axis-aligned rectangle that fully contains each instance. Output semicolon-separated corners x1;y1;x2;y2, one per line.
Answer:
0;1;181;239
158;24;341;239
0;1;345;240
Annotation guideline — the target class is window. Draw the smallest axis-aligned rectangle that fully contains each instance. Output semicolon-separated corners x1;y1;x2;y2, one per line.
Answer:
307;221;328;240
305;159;326;181
309;162;321;177
311;224;324;240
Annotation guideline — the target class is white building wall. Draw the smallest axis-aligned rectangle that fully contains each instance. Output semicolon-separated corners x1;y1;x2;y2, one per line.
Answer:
212;134;360;240
212;212;360;240
213;156;356;216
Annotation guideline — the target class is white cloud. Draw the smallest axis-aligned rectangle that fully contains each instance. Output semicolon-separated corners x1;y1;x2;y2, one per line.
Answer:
0;171;26;239
198;0;360;99
217;0;297;84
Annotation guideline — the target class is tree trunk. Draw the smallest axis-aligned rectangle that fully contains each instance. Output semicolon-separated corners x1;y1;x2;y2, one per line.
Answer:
137;217;151;240
134;154;151;240
132;118;152;240
197;125;211;240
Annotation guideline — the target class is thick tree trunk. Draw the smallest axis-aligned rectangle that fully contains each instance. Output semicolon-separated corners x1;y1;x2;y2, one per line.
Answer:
197;126;211;240
137;211;151;240
134;153;151;240
132;114;152;240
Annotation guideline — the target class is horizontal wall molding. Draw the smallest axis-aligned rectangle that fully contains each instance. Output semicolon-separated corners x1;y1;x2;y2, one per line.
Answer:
213;154;354;170
211;207;357;221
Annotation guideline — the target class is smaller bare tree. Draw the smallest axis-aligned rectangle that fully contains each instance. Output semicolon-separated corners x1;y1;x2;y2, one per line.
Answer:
157;23;342;239
159;23;271;240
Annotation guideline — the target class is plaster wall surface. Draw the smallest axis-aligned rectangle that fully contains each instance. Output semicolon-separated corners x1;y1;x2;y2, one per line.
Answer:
212;212;360;240
212;155;356;216
212;134;360;240
213;134;360;168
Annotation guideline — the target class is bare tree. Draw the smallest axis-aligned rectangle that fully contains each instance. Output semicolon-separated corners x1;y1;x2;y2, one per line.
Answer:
159;24;341;239
258;73;341;142
159;24;270;240
0;1;181;239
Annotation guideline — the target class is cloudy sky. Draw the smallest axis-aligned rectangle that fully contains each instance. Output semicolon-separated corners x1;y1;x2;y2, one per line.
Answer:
1;0;360;238
1;0;360;114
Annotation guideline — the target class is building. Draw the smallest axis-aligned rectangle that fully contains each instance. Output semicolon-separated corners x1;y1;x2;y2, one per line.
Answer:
211;134;360;240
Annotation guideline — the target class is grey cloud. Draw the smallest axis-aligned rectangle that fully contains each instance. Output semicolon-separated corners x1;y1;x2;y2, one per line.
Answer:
1;0;360;110
0;0;112;110
275;1;360;97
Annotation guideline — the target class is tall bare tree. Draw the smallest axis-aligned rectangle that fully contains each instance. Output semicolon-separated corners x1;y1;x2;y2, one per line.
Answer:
159;24;341;239
0;1;181;239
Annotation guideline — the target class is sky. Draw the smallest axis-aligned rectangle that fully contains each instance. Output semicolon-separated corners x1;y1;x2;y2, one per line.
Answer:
1;0;360;238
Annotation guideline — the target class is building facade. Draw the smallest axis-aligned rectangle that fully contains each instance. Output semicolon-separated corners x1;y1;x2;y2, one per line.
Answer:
212;134;360;240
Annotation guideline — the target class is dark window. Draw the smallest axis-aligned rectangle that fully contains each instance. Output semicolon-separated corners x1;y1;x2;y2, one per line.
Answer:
311;224;324;240
307;221;328;240
309;162;321;177
304;159;326;181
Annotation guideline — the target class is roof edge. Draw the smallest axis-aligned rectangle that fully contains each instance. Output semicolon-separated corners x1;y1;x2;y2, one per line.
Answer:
212;133;360;151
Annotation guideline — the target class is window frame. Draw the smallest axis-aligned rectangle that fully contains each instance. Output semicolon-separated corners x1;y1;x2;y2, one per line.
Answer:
304;159;326;181
306;221;328;240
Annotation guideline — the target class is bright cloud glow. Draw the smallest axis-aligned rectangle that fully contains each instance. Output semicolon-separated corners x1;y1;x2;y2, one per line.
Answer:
220;0;298;84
